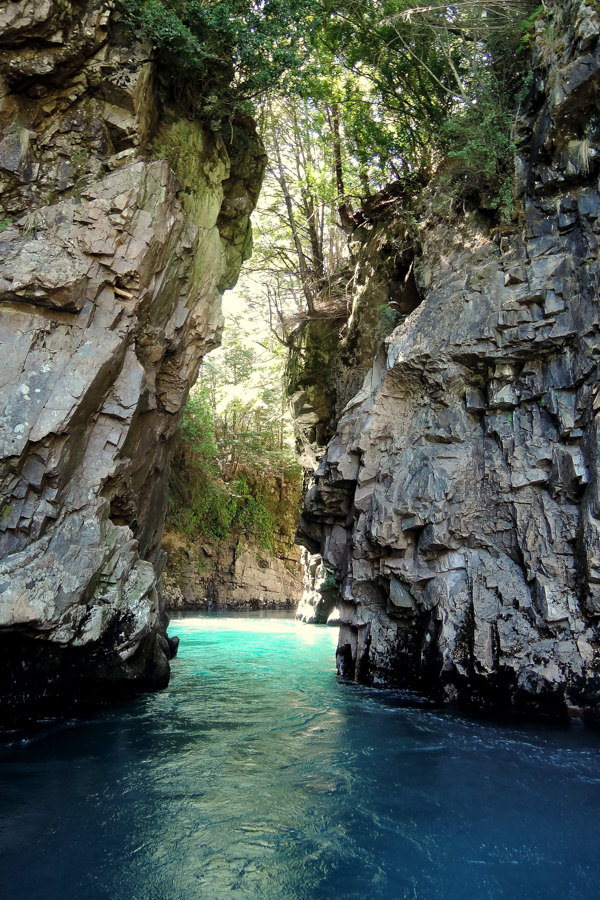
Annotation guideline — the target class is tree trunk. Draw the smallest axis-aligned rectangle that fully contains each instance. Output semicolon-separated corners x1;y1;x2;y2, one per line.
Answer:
328;101;354;234
271;123;318;315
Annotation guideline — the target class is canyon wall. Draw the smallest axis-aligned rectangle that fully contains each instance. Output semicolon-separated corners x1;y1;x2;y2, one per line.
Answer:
297;0;600;717
162;531;302;612
0;0;264;717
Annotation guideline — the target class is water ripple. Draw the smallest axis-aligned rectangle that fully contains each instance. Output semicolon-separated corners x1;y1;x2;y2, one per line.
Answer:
1;611;599;900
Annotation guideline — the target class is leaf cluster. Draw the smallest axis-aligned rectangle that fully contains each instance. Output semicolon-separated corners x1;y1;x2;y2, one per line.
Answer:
437;93;517;217
313;1;538;188
121;0;318;117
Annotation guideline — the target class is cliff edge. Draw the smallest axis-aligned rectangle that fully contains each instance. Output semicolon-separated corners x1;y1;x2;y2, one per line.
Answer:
0;0;264;718
297;0;600;718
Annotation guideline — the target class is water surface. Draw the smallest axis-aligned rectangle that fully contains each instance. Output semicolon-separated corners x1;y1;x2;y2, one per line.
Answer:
1;611;599;899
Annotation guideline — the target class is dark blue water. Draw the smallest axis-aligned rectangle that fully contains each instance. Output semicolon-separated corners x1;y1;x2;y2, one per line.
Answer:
1;612;600;900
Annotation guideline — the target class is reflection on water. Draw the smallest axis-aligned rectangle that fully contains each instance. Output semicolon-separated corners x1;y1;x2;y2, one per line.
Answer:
1;611;600;899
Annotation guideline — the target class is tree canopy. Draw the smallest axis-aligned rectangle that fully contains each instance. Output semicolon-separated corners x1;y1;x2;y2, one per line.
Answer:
124;1;538;170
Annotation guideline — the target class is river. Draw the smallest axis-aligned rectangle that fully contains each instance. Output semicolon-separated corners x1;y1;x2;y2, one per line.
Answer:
1;611;599;899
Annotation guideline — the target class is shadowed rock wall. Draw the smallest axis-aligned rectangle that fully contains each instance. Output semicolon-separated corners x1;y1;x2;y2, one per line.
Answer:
290;186;420;624
297;0;600;717
0;0;264;718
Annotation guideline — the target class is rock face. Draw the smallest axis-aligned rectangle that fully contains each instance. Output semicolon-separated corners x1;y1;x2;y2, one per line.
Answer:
0;1;264;718
162;531;303;612
295;549;340;624
289;187;419;624
298;0;600;718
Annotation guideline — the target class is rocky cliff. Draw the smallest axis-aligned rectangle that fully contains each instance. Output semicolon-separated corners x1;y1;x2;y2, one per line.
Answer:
162;531;302;612
290;183;421;625
297;0;600;718
0;0;264;718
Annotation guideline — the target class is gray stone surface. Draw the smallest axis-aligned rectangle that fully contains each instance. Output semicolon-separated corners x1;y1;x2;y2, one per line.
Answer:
163;532;303;612
295;549;339;624
0;1;264;717
297;0;600;718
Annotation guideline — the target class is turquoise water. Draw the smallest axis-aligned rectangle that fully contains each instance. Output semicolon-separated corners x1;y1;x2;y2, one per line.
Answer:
1;611;600;899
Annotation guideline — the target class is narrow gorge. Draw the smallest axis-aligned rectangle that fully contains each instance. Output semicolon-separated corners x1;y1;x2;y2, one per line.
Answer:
4;3;600;897
1;0;600;725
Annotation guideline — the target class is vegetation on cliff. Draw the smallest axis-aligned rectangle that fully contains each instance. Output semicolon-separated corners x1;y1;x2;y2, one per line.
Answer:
123;1;538;194
167;319;303;552
159;0;544;551
121;0;317;119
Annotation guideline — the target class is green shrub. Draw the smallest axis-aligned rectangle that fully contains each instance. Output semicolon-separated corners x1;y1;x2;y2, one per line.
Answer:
167;386;302;552
230;475;278;551
121;0;316;117
438;94;516;219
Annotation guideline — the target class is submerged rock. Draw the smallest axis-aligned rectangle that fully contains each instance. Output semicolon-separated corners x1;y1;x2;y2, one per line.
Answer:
0;1;264;718
297;0;600;718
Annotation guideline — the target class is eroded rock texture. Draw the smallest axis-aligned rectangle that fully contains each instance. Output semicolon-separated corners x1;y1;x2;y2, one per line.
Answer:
290;188;419;624
0;1;264;717
162;533;303;612
298;0;600;717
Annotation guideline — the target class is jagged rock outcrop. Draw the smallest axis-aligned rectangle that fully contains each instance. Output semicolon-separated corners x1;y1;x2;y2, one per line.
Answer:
295;549;340;624
0;1;264;718
162;531;303;611
287;188;419;472
297;0;600;718
289;187;420;623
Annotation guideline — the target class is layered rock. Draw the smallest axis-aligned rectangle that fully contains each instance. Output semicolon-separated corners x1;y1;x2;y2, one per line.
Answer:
0;1;264;718
295;549;340;624
289;187;420;623
298;0;600;717
162;531;303;611
287;185;419;470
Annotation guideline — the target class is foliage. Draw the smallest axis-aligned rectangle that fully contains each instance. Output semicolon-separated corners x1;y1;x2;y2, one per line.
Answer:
438;94;517;217
306;2;536;170
121;0;318;117
179;390;217;460
168;388;232;541
376;303;402;342
167;327;303;551
222;339;255;385
246;96;357;336
123;0;536;190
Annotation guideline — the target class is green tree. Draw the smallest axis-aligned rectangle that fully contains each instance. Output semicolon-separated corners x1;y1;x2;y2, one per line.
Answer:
121;0;320;117
308;1;537;174
167;319;303;549
222;333;255;385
